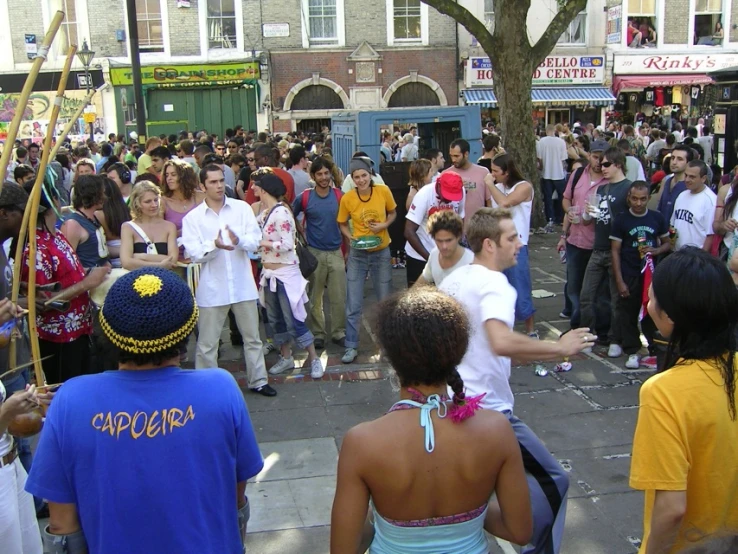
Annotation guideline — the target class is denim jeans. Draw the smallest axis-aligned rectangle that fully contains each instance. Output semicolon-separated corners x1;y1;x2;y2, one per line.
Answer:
345;246;392;349
503;245;535;321
579;249;619;341
565;243;591;328
2;370;42;511
541;178;566;223
263;280;315;350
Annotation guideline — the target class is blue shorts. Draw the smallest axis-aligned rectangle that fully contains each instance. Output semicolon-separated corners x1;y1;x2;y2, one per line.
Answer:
504;245;536;321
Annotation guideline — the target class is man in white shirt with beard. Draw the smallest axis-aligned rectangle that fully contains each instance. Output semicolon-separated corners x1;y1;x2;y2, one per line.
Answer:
671;160;716;251
440;208;593;554
182;164;276;397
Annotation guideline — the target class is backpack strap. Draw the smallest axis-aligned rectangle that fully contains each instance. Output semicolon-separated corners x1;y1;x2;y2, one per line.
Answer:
301;189;311;212
566;166;586;202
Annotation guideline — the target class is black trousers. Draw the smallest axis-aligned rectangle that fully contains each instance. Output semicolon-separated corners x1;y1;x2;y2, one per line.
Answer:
405;256;426;287
39;335;91;384
611;273;657;355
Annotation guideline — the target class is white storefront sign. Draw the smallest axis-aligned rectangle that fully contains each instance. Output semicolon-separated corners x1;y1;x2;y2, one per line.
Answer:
262;23;290;38
614;53;738;74
467;56;605;87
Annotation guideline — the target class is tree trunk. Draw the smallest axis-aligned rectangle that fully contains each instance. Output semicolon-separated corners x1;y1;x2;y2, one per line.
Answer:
493;63;545;228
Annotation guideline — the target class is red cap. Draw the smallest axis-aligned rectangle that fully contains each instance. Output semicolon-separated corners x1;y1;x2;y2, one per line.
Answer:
438;172;464;202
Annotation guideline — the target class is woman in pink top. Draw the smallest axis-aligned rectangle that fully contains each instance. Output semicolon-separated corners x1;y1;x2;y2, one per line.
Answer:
253;171;324;380
160;159;204;261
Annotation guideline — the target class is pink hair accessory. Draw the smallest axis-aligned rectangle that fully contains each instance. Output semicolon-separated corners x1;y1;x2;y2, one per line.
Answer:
449;392;486;423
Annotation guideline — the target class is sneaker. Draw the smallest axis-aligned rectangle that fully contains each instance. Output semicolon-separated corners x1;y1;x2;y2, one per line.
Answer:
268;355;295;375
342;348;358;364
625;354;640;369
309;358;325;379
559;311;571;319
314;338;325;350
262;342;276;356
332;336;346;347
607;344;623;358
528;331;540;340
641;355;658;370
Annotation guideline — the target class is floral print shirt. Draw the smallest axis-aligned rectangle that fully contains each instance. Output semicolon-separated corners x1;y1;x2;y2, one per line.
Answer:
21;229;93;342
257;204;299;265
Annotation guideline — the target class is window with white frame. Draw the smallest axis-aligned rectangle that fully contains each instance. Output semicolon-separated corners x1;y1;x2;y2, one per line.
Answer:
308;0;338;44
483;0;494;32
136;0;164;52
49;0;78;55
207;0;237;49
627;0;657;48
694;0;724;45
393;0;422;41
558;11;586;45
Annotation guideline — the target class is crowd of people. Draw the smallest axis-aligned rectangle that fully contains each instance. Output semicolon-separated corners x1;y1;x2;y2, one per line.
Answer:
0;118;737;554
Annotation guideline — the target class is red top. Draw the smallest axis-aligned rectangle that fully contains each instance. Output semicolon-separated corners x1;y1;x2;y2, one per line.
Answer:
246;167;295;204
22;229;93;343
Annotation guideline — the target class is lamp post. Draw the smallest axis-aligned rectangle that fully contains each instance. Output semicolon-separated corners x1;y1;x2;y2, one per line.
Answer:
76;39;95;141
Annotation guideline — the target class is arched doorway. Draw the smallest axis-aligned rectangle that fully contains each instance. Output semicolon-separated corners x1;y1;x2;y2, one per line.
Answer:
291;85;345;110
387;83;441;107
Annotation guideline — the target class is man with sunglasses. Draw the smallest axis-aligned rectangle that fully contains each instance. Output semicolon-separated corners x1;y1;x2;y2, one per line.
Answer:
578;147;631;353
236;149;256;200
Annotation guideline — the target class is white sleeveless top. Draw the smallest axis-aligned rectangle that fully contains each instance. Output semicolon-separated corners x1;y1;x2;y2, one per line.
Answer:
0;380;13;457
493;181;533;245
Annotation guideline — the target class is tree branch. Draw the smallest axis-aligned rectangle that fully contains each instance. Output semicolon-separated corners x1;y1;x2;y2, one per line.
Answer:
530;0;588;65
420;0;499;54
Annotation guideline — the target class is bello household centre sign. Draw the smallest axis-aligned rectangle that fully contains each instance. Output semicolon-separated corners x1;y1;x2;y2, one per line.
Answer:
613;53;738;74
467;56;605;87
110;62;259;88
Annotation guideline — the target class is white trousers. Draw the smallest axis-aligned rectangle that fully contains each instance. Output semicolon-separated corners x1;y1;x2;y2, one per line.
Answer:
0;457;42;554
196;301;268;389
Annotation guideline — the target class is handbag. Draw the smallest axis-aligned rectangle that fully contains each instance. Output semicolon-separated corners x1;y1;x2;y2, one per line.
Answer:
261;203;318;278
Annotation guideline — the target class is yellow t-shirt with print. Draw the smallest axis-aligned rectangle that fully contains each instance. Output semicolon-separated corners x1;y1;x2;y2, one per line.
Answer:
630;357;738;553
337;184;397;251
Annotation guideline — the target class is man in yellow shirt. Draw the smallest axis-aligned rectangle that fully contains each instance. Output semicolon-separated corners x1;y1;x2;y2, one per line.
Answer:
137;136;162;175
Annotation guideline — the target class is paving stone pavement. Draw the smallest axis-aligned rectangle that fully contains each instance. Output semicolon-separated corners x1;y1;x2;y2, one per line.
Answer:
209;232;650;554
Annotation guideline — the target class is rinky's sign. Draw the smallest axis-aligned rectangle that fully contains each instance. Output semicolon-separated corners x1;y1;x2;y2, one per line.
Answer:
614;53;738;74
466;56;605;87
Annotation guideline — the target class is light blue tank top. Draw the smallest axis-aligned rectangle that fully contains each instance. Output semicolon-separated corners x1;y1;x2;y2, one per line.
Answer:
369;395;490;554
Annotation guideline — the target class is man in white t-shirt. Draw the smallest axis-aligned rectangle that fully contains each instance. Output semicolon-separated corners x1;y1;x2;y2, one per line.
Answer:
404;172;466;286
414;210;473;287
536;125;568;224
439;207;593;554
671;160;717;251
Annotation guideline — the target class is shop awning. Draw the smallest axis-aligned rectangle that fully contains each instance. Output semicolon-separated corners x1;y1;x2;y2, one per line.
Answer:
613;74;713;95
463;87;616;108
463;88;497;107
532;87;616;106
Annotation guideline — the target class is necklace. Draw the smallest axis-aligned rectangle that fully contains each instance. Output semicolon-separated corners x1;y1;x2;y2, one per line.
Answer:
357;185;373;203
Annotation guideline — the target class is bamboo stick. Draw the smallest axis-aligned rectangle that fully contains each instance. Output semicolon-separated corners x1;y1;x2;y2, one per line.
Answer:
50;83;109;160
0;11;65;192
10;45;76;386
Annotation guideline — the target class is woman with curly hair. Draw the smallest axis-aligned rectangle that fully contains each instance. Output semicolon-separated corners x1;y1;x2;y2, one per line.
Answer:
631;248;738;553
160;159;204;260
331;287;531;553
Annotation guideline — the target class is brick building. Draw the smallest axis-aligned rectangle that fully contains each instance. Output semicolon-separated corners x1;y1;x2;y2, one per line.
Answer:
253;0;458;133
0;0;459;140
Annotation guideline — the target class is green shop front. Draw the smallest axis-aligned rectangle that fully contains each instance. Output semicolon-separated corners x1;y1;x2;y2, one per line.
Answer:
111;62;260;139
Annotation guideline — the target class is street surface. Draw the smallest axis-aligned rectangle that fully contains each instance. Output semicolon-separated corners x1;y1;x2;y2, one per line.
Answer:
214;232;648;554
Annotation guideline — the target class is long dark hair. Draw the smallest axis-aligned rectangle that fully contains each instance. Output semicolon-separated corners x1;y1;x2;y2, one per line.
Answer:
491;153;526;188
652;248;738;419
722;177;738;222
101;177;131;238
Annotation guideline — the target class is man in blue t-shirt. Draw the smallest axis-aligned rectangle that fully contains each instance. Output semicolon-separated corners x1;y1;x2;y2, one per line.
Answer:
610;181;670;370
656;144;692;223
292;157;348;349
26;267;264;554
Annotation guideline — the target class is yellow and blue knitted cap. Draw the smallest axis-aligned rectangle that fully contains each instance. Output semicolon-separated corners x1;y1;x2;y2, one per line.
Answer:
99;267;198;354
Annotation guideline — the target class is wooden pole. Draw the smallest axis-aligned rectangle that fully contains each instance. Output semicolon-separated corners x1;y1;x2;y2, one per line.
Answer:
10;45;76;384
50;83;109;160
0;11;64;192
